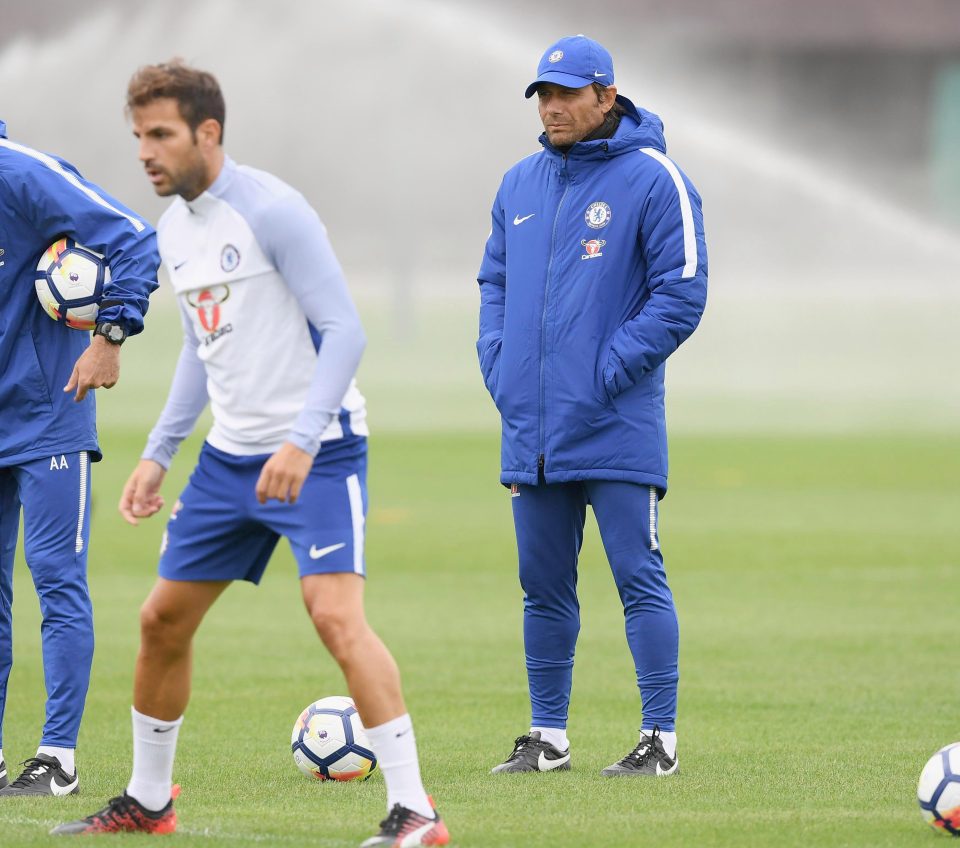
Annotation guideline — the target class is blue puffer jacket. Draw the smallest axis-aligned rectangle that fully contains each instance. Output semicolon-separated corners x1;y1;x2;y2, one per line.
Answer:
0;119;159;465
477;97;707;493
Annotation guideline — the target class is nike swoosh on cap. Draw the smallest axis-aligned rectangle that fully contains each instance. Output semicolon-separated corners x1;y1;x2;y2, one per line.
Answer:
537;750;571;771
593;71;607;77
309;542;346;560
513;213;535;225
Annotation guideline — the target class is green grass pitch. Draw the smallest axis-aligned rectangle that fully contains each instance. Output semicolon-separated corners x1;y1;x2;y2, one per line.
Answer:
2;426;958;846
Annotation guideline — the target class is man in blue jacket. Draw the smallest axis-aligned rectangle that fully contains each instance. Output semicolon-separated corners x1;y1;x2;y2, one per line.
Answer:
0;119;159;796
478;35;708;777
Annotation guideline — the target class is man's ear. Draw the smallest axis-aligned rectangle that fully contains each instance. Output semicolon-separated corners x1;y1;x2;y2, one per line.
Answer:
600;85;618;115
196;117;222;148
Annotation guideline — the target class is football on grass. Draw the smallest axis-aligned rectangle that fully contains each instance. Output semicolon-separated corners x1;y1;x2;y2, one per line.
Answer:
918;742;960;836
291;696;377;782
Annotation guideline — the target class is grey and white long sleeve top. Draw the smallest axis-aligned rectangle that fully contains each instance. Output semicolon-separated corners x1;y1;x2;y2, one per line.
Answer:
143;157;367;468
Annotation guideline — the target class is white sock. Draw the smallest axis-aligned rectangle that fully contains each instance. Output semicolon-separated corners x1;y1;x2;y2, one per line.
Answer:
126;707;183;811
364;714;432;819
642;728;677;759
37;745;75;776
531;727;569;752
0;747;4;766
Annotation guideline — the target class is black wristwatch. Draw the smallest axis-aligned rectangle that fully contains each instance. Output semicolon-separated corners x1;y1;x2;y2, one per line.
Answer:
93;322;127;346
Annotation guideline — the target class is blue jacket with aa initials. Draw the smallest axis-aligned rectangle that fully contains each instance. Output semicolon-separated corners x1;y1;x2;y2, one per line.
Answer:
0;119;159;465
476;98;708;493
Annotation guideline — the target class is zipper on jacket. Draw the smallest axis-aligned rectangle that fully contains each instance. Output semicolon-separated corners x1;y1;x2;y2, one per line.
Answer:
537;454;545;484
538;156;571;482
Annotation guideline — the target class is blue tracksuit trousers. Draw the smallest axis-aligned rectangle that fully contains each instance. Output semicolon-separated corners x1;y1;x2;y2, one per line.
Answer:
512;480;679;731
0;451;94;748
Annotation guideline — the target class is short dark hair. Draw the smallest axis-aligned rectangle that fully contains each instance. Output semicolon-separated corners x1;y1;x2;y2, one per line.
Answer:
126;59;226;143
592;82;625;118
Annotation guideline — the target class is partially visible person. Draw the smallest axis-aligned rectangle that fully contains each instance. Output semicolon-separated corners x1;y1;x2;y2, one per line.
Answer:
52;61;449;848
477;35;708;777
0;119;159;797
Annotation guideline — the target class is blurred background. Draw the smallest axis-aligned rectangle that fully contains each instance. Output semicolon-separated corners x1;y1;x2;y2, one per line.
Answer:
4;6;960;845
3;0;959;435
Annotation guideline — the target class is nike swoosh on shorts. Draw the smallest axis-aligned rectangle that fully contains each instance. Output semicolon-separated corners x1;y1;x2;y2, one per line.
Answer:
309;542;346;560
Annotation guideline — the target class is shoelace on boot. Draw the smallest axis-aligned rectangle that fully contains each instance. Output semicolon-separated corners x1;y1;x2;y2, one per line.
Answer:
8;758;51;789
84;795;144;827
619;727;663;767
509;735;535;756
377;803;419;837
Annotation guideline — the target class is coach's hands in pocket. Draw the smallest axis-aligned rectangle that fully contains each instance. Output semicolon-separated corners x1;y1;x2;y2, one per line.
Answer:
255;442;313;505
119;459;167;525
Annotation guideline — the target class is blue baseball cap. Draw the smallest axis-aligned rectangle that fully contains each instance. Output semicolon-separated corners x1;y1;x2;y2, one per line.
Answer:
524;35;614;99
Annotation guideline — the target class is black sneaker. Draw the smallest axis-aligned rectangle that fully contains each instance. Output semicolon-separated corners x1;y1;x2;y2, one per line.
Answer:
491;731;571;774
359;799;449;847
601;727;678;777
0;759;7;790
0;755;79;796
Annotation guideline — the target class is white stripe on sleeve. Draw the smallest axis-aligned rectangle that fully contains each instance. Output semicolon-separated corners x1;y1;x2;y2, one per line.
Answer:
0;139;146;233
639;147;697;278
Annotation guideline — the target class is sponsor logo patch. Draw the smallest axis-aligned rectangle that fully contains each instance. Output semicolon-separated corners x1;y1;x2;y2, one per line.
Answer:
186;285;230;332
201;324;233;346
186;285;234;345
585;201;612;229
581;238;606;260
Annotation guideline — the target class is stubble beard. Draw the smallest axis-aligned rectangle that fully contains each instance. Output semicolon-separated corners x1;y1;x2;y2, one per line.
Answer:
157;158;209;201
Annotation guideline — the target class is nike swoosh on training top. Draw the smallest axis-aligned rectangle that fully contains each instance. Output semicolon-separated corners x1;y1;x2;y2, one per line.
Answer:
51;773;80;796
537;750;570;771
173;260;188;270
309;542;346;560
513;213;535;225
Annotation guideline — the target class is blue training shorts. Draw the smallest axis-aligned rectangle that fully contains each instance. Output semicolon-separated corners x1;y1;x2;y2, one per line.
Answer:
159;440;367;584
